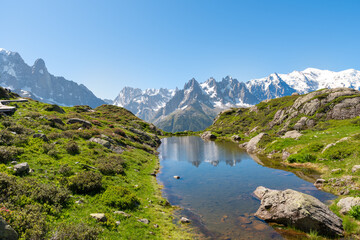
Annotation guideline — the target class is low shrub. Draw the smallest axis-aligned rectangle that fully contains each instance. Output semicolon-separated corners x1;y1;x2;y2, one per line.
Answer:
256;134;274;149
6;204;47;239
0;130;15;145
349;205;360;220
101;186;139;210
343;215;359;233
44;104;65;114
7;124;31;135
96;155;125;175
68;171;102;194
42;143;55;153
113;128;126;137
288;153;317;163
47;132;61;140
58;164;73;177
66;141;80;155
30;182;70;207
322;142;357;160
0;173;16;200
47;149;59;158
51;222;100;240
305;143;324;152
0;146;23;163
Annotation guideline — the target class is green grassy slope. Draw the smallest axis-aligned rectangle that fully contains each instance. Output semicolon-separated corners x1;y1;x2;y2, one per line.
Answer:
206;88;360;237
0;93;193;239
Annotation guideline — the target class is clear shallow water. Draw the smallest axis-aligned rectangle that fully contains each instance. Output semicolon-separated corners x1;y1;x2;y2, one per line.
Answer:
157;136;335;240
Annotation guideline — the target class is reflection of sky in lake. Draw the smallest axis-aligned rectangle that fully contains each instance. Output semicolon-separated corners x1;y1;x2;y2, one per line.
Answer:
157;136;336;240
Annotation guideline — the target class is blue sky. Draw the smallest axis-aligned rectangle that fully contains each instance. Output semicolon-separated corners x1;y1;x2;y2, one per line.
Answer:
1;0;360;99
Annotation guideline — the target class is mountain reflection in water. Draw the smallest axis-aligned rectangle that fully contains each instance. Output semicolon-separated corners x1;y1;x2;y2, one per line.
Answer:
160;136;245;167
157;136;336;240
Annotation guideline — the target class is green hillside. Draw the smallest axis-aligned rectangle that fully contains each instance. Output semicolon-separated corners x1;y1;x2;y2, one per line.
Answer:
206;88;360;237
0;90;193;239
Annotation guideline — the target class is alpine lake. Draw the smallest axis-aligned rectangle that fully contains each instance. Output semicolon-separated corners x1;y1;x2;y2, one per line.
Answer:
157;136;335;240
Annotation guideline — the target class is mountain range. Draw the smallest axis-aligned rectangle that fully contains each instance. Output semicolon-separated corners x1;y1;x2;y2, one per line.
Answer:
0;49;105;108
113;68;360;132
2;48;360;132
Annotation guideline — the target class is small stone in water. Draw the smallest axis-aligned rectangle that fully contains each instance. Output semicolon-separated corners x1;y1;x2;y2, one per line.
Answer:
180;217;190;223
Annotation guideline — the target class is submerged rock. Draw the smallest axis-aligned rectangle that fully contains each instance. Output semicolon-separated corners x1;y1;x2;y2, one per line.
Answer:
254;186;343;237
180;217;191;223
231;135;242;142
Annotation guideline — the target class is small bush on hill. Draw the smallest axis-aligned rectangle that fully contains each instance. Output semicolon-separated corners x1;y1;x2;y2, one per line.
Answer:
101;186;139;210
113;128;126;137
58;164;73;177
349;205;360;220
6;204;47;239
30;182;70;207
66;141;80;155
322;142;357;160
301;143;324;153
0;130;15;145
0;146;23;163
52;222;100;240
96;155;125;175
288;153;317;163
69;171;102;194
257;134;274;149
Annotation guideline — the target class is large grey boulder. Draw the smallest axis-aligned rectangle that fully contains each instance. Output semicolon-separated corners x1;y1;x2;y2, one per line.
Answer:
337;197;360;214
281;130;302;139
245;133;267;153
322;137;350;154
0;216;18;240
89;137;111;149
352;165;360;173
200;131;216;141
294;117;308;131
254;186;343;237
327;97;360;120
67;118;92;128
49;118;64;126
13;162;30;175
269;109;287;128
33;133;49;142
90;213;107;222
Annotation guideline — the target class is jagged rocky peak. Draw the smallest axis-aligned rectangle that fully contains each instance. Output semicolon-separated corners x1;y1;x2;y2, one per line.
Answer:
32;58;48;75
184;78;201;90
205;77;216;87
268;73;281;81
0;48;105;108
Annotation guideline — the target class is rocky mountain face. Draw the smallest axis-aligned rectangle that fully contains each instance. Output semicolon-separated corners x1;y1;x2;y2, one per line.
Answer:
0;49;105;108
114;68;360;132
113;87;176;122
208;87;360;142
